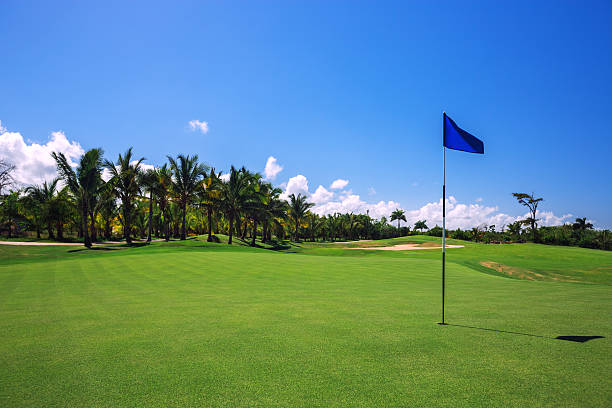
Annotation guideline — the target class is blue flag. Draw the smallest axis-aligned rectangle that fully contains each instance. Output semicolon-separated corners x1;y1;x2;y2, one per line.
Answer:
443;113;484;154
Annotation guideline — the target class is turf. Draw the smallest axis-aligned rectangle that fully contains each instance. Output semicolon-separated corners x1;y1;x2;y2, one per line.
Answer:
1;237;610;407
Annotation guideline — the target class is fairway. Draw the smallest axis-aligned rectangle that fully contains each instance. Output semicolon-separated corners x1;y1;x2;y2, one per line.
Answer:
1;238;611;407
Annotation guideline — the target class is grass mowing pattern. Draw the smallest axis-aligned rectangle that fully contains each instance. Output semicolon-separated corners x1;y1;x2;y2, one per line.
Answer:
1;238;611;407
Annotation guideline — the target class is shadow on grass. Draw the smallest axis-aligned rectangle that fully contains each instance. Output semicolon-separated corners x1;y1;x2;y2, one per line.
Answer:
441;323;605;343
68;247;120;252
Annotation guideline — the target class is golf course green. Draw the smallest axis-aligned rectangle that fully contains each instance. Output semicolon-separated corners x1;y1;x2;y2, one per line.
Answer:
1;236;610;407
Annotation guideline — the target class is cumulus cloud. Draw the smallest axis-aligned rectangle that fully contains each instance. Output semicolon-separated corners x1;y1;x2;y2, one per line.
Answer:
277;172;573;231
279;174;309;200
219;173;230;182
310;185;334;204
0;123;84;186
263;156;283;180
403;196;573;231
188;120;209;134
330;179;349;189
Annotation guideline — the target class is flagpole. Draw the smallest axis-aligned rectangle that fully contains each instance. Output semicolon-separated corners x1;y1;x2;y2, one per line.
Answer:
441;112;446;325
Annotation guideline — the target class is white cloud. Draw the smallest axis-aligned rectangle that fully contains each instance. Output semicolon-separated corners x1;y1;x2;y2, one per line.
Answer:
278;172;573;231
219;173;230;182
475;197;483;202
403;196;572;231
132;160;155;172
310;185;334;204
0;123;84;186
188;120;209;134
263;156;283;180
330;179;349;189
280;174;309;200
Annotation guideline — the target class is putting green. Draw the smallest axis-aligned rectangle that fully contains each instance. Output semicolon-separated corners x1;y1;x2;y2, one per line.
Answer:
0;237;610;407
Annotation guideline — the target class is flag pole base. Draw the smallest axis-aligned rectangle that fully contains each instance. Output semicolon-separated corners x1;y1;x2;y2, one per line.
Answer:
437;322;448;326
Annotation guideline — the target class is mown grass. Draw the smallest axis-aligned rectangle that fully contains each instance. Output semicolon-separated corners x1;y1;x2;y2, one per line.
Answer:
0;236;610;407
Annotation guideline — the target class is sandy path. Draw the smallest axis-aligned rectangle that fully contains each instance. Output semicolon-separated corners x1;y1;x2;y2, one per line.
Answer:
351;244;464;251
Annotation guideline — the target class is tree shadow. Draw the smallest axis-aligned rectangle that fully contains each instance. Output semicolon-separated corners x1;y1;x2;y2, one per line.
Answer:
441;323;604;343
68;247;119;253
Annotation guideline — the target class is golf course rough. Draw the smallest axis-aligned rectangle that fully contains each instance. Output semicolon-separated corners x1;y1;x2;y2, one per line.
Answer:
0;236;610;407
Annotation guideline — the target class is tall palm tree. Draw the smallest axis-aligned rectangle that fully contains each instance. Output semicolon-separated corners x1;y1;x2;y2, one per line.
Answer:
139;168;158;243
260;185;287;243
199;167;222;242
154;164;173;241
572;217;593;233
25;178;61;239
218;166;256;244
287;193;314;241
104;147;144;245
414;219;428;233
167;154;208;240
390;209;407;235
53;148;104;248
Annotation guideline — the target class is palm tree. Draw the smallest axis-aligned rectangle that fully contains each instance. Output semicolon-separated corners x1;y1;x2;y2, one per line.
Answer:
572;217;593;233
260;186;287;243
199;167;222;242
53;148;104;247
98;187;117;241
218;166;257;244
154;164;173;241
25;178;61;239
167;154;208;240
287;193;314;241
414;220;428;234
390;209;407;235
104;148;144;245
139;168;158;243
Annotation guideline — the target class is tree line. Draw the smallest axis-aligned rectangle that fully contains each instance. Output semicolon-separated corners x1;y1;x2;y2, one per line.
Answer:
0;154;609;250
0;149;403;246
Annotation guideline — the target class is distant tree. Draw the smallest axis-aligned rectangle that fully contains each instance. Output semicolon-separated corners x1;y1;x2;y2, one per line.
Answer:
512;192;543;242
0;191;20;238
390;209;406;235
414;220;428;233
105;148;144;244
53;148;104;248
25;179;61;239
572;217;593;234
167;154;208;240
507;221;522;239
287;193;314;241
0;159;15;195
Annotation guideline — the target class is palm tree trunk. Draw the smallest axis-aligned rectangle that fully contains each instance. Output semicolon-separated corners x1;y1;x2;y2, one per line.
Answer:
180;201;187;240
90;210;97;242
240;218;247;240
207;205;213;242
36;226;41;239
294;217;299;241
57;221;64;240
47;222;55;240
228;213;234;244
250;220;257;246
82;199;91;248
262;221;268;243
123;203;132;244
147;191;153;243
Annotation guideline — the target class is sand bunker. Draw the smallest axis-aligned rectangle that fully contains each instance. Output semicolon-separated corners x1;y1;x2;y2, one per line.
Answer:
353;243;464;251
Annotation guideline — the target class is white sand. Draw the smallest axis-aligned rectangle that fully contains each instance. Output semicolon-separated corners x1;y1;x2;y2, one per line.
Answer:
352;244;464;251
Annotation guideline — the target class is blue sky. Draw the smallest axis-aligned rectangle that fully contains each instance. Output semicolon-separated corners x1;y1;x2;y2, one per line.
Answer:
1;1;611;228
